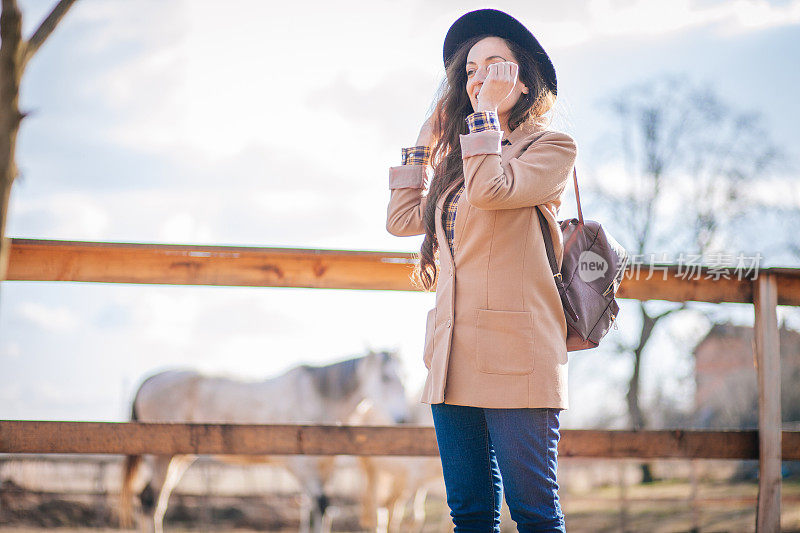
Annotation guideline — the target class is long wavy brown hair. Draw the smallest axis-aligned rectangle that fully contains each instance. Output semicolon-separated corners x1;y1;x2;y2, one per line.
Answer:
412;34;557;291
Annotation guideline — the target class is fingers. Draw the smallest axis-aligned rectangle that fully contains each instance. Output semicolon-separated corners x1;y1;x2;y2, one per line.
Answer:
504;62;518;82
487;62;518;83
478;62;520;110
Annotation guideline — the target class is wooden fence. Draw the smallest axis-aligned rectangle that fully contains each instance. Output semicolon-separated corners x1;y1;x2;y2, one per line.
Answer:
3;237;799;531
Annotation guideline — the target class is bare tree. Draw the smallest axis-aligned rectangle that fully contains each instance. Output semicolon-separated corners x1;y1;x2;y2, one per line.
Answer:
591;73;785;482
0;0;78;285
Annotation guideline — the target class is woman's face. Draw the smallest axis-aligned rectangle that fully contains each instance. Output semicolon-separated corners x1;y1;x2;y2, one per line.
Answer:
465;36;528;116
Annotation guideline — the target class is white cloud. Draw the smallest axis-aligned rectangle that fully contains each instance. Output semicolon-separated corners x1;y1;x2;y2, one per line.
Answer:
159;212;215;243
12;192;110;239
42;0;800;167
0;382;22;403
65;0;183;53
720;0;800;34
130;290;204;346
533;0;800;48
67;0;441;161
1;342;22;360
18;302;82;332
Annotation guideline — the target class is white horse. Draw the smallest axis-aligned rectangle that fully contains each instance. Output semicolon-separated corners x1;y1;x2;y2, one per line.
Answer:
119;349;409;533
349;390;451;533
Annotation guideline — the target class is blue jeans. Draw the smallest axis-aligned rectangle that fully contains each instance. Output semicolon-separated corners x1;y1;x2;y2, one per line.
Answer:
430;403;566;532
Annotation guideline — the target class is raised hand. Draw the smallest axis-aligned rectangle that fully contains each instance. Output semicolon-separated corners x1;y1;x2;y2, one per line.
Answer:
476;61;519;112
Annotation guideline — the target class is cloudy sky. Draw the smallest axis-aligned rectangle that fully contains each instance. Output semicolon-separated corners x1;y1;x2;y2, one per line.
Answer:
2;0;799;428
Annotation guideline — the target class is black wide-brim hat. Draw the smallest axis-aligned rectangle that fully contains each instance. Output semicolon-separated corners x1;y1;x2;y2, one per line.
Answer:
443;8;557;96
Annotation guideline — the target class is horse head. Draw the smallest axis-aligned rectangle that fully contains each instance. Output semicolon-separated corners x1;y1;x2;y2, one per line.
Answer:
355;349;410;424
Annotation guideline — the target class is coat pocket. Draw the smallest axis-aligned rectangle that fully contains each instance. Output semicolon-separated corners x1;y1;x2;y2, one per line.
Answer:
475;309;535;375
422;307;436;370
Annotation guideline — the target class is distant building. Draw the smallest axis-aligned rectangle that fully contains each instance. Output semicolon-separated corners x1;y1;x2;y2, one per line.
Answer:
692;320;800;429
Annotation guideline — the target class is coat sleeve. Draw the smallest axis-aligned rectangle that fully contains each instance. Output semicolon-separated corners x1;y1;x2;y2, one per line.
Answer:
386;164;429;237
459;129;577;210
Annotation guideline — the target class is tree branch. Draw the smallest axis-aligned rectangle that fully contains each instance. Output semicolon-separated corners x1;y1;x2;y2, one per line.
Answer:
21;0;77;68
652;301;690;322
608;335;633;355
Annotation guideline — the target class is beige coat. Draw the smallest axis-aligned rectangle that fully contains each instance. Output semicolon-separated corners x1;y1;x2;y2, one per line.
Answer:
386;118;578;409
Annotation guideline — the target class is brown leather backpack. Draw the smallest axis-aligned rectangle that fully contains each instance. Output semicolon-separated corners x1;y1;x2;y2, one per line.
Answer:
535;168;629;351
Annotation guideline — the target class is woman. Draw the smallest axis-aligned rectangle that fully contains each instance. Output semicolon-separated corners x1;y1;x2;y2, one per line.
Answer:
385;8;576;533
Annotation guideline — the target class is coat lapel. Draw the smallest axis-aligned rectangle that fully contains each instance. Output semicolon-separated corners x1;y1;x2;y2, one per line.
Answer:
432;117;548;264
435;179;462;266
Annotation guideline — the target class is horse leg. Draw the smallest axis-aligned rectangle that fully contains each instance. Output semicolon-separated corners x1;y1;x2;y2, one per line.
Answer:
384;477;406;533
292;476;324;533
389;499;407;533
410;486;429;533
296;491;328;533
136;456;165;533
143;454;196;533
309;489;328;533
286;456;333;533
320;503;338;533
358;457;379;531
297;494;311;533
317;456;337;533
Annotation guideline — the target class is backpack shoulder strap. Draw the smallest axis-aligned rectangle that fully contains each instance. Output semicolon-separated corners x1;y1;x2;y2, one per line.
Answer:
536;205;579;322
573;167;584;224
535;205;559;276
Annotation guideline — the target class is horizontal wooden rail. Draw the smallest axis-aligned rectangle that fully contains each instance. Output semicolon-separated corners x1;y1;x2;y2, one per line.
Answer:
5;238;419;292
6;238;800;304
1;421;798;459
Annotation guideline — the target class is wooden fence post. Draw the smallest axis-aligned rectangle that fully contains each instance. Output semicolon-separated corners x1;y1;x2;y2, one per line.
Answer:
753;272;781;532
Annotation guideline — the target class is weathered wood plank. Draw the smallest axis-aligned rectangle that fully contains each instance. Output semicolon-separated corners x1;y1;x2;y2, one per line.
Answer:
5;238;421;291
559;430;761;459
753;272;782;532
0;421;438;456
7;238;800;304
619;265;754;304
2;421;799;459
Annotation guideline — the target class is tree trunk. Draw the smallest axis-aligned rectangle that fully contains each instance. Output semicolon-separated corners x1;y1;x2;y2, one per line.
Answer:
627;302;659;484
0;0;24;284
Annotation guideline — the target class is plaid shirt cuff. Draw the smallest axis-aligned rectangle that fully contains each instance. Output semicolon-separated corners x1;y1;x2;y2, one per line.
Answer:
401;145;431;166
465;110;501;133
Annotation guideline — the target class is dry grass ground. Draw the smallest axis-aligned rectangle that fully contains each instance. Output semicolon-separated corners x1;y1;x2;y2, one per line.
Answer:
561;479;800;532
2;455;800;532
1;479;799;532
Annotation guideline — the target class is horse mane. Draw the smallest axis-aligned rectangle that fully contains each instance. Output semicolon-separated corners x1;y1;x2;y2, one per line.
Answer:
300;354;369;401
